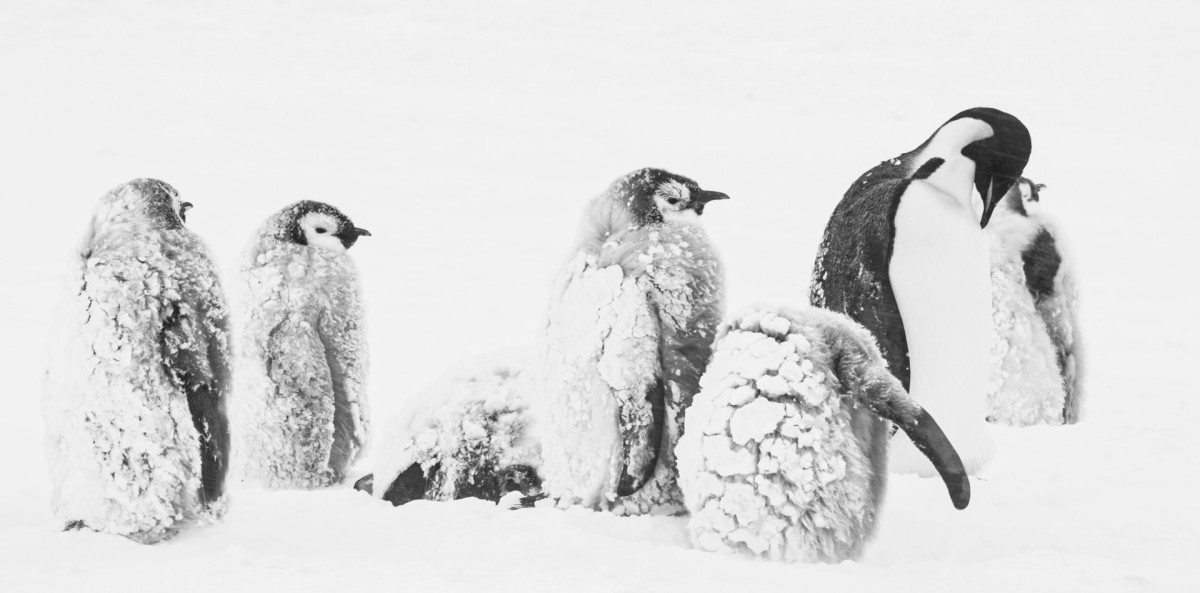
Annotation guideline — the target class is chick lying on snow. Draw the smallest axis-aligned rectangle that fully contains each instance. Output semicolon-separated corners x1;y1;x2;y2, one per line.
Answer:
675;306;970;563
354;355;542;507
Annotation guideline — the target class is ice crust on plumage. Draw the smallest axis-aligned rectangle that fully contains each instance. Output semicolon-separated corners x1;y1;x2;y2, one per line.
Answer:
985;195;1082;425
1037;258;1082;422
233;208;369;489
371;354;542;503
986;212;1065;425
542;189;723;515
541;252;657;508
42;180;231;543
677;306;901;563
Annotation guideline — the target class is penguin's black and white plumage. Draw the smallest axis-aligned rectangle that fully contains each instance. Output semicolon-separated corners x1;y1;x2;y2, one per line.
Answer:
541;168;728;514
675;306;969;563
234;201;372;489
353;354;542;507
986;178;1082;425
43;179;231;544
810;107;1032;476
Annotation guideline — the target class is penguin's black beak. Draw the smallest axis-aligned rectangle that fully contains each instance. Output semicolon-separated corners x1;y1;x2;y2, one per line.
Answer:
336;227;372;249
1030;182;1045;202
693;190;730;204
179;201;194;222
979;178;998;229
691;190;730;215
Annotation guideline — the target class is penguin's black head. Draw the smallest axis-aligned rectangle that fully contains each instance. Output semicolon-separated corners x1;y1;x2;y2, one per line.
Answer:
610;167;730;226
943;107;1032;228
277;200;371;251
998;176;1045;218
1027;179;1046;203
123;178;189;230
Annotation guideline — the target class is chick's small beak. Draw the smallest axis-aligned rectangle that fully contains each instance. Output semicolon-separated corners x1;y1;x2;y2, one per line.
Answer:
693;190;731;204
181;201;194;210
354;227;372;237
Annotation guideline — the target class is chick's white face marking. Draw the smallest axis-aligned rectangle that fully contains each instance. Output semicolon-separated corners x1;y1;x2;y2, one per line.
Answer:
1018;179;1044;216
653;180;699;223
299;212;347;252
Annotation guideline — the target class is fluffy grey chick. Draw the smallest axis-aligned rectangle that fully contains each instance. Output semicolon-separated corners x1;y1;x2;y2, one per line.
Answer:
676;306;969;563
235;201;371;489
541;167;729;515
43;179;231;544
354;353;542;508
986;178;1082;425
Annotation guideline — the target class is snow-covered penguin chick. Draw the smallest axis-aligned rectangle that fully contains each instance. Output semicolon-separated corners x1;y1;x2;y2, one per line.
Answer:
353;355;542;507
676;306;969;563
43;179;231;544
541;167;729;515
235;201;371;489
810;108;1032;477
986;179;1082;425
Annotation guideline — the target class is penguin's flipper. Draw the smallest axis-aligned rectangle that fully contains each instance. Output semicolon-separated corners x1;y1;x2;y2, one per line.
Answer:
617;377;665;496
161;300;231;507
1022;229;1062;304
853;368;970;509
1028;229;1082;424
317;307;369;479
820;312;968;509
611;288;665;498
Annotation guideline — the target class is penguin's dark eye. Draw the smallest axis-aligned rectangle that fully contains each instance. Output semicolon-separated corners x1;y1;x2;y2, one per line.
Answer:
666;197;680;205
315;227;327;234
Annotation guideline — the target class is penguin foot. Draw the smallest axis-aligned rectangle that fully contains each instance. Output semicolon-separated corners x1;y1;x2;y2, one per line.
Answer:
505;493;547;510
353;473;374;495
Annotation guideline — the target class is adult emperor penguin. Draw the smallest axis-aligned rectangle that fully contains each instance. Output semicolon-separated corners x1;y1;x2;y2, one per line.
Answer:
986;178;1082;425
810;107;1032;476
43;179;231;544
676;306;969;562
541;167;729;514
235;201;372;489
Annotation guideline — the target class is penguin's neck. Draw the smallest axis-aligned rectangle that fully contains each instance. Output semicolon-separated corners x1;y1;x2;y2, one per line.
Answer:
888;159;995;475
917;118;994;166
912;118;994;223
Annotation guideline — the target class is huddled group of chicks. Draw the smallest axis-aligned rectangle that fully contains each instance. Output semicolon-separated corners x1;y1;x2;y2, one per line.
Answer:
43;106;1079;563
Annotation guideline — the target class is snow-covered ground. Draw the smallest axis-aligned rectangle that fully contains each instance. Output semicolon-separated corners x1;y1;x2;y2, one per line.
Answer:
1;0;1196;590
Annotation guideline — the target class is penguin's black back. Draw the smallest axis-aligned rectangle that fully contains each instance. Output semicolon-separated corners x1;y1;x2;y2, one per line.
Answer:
810;155;918;390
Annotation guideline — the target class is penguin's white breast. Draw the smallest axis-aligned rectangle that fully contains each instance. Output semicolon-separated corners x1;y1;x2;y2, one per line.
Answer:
888;172;994;474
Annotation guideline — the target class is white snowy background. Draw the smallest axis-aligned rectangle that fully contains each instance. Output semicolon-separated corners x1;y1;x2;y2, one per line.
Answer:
1;0;1196;591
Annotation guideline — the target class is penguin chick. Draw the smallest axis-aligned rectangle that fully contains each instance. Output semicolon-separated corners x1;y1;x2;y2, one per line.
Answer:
675;306;969;563
235;201;372;489
354;354;542;507
986;178;1082;425
541;167;729;515
43;179;231;544
810;107;1032;476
